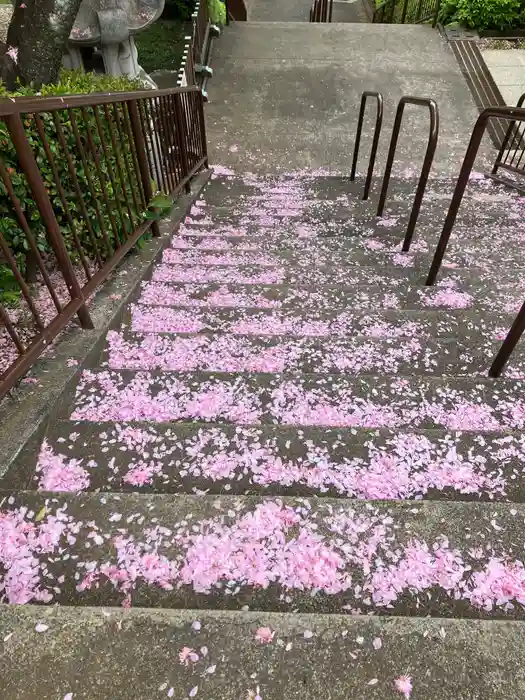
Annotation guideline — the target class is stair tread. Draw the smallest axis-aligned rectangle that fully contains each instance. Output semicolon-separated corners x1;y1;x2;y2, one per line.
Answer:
2;605;523;700
2;491;525;620
9;421;525;502
64;368;525;430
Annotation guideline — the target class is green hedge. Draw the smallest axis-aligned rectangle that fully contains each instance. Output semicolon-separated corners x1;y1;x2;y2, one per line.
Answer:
0;70;144;304
439;0;525;30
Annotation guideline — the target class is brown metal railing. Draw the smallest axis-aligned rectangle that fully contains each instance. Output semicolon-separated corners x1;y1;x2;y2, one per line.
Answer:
0;85;208;399
426;105;525;288
376;96;439;251
489;92;525;194
310;0;333;22
421;105;525;377
350;91;384;201
373;0;440;24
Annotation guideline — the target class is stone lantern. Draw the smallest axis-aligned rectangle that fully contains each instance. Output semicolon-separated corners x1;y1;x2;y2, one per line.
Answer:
64;0;165;85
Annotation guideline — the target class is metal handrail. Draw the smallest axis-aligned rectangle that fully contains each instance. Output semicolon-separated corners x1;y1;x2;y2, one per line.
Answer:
310;0;333;21
350;91;384;201
425;105;525;288
489;92;525;193
376;96;439;251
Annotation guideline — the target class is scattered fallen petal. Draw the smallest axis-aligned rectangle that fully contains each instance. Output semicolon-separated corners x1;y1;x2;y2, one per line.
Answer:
303;629;314;639
372;637;382;650
367;678;379;686
255;626;275;644
189;686;198;698
192;620;201;631
35;623;49;633
394;675;413;699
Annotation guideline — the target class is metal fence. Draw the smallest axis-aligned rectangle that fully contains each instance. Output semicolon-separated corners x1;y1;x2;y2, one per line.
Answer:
373;0;440;25
310;0;333;22
0;86;208;399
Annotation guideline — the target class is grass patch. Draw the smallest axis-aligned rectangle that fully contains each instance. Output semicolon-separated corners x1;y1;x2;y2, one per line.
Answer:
135;19;189;73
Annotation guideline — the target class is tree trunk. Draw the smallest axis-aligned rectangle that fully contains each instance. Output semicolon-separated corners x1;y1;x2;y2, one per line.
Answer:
1;0;84;91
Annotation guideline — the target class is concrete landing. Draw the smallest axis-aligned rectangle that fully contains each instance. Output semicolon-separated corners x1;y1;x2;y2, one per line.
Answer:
3;606;525;700
206;23;493;174
247;0;314;21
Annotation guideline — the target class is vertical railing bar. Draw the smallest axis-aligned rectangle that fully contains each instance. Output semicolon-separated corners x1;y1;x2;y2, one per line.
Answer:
51;111;104;269
93;105;128;233
33;114;93;281
68;107;114;258
111;102;143;220
122;102;147;208
0;302;25;354
174;93;192;193
151;95;172;192
137;98;160;190
143;98;167;194
0;155;66;311
402;99;439;251
146;97;169;194
128;99;161;237
6;112;93;329
102;103;136;227
185;93;198;170
163;95;183;188
80;106;123;251
159;95;176;193
0;228;46;330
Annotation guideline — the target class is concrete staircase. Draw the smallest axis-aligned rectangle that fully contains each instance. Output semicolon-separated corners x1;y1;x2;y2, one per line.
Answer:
2;17;525;700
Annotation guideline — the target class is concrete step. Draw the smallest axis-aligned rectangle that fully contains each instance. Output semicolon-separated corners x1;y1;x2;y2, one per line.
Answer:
9;422;525;501
2;605;523;699
134;279;507;315
2;491;525;619
65;369;525;431
98;329;522;378
125;304;512;342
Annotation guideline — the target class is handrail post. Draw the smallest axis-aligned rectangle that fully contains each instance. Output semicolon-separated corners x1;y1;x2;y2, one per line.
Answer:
490;300;525;378
377;101;405;217
5;113;93;329
128;99;160;237
425;111;489;286
350;91;384;201
401;99;439;251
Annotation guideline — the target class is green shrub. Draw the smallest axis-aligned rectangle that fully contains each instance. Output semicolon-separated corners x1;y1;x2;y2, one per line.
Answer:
208;0;226;24
439;0;525;30
0;70;145;302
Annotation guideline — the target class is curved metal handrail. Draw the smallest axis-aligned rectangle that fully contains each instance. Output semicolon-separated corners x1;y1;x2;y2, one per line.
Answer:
426;105;525;289
420;104;525;378
376;96;439;252
490;92;525;190
350;91;384;201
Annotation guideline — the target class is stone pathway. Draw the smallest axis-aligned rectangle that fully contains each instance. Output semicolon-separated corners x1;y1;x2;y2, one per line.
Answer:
3;168;525;697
